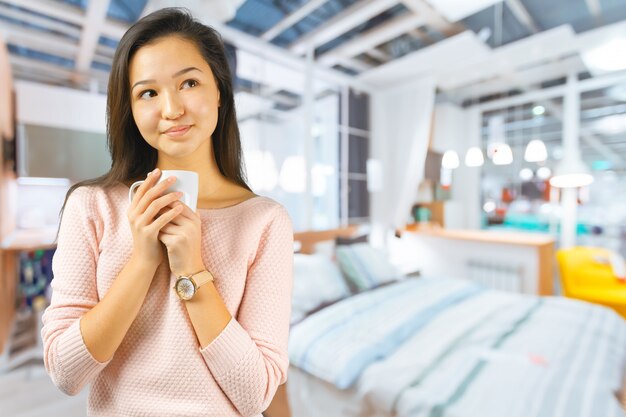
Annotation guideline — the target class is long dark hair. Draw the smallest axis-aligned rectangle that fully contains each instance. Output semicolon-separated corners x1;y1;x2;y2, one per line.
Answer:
58;7;249;222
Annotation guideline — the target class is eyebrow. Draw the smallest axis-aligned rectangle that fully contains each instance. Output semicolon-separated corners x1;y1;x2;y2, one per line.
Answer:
131;67;202;91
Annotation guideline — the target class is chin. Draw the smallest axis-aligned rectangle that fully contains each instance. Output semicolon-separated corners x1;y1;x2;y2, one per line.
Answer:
161;141;206;158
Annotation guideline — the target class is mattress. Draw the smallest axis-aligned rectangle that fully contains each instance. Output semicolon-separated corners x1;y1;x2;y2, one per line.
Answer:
287;277;626;417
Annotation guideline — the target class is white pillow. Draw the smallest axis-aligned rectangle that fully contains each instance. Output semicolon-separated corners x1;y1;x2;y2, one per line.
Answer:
336;243;403;292
291;253;351;323
312;240;336;259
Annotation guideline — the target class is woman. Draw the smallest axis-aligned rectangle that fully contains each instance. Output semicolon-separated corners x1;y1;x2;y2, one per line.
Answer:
41;8;293;417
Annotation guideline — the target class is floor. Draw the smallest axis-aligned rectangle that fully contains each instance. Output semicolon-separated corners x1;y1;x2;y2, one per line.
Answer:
0;363;88;417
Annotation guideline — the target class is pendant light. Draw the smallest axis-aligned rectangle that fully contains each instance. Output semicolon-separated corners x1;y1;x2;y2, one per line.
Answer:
492;105;512;165
525;106;547;162
465;147;484;167
442;150;460;169
525;139;548;162
550;74;594;188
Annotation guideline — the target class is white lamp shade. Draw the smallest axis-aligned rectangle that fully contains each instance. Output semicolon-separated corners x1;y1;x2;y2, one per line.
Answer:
442;150;460;169
549;156;594;188
464;147;484;167
536;166;552;180
519;168;534;181
492;144;513;165
279;156;307;193
524;139;548;162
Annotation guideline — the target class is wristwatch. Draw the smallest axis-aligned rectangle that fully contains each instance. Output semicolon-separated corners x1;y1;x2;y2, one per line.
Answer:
174;270;214;301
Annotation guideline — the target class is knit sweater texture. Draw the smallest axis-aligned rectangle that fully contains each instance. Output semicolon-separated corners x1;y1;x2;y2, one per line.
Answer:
41;183;293;416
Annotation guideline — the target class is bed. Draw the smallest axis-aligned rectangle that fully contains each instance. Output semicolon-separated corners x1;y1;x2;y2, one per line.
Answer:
265;228;626;417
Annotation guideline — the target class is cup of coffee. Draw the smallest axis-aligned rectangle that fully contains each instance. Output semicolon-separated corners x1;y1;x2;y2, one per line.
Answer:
128;170;199;212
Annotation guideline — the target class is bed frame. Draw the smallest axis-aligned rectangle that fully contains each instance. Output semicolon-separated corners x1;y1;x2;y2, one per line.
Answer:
263;226;359;417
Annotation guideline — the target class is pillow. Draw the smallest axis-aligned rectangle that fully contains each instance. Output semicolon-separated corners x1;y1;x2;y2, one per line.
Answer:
291;253;351;323
312;240;336;259
335;243;403;292
335;234;368;246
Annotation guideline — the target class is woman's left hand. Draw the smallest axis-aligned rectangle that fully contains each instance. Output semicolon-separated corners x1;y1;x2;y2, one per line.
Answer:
158;201;205;277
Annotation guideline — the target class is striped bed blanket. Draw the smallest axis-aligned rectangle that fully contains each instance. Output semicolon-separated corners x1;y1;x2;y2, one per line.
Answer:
288;277;626;417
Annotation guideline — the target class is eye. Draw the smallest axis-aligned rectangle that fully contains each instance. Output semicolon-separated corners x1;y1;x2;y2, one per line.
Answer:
138;89;157;100
181;79;198;89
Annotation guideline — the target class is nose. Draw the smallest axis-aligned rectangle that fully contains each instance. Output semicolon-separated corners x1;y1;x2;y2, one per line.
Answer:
161;90;184;120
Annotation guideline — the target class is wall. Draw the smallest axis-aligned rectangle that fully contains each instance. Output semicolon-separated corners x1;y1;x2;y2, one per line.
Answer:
15;81;106;133
430;103;482;229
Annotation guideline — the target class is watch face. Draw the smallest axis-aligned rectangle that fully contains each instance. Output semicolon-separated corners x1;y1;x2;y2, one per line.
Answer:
176;278;195;300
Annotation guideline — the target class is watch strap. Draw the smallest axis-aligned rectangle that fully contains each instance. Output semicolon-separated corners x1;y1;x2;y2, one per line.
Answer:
191;270;214;288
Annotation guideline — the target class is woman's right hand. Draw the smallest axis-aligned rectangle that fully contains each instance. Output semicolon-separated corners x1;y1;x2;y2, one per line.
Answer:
127;168;184;269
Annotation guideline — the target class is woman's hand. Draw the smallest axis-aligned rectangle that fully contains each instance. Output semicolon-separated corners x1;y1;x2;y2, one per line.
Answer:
158;200;204;277
127;169;185;271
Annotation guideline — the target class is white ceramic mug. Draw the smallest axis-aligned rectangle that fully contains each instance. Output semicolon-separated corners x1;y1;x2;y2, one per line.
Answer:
128;170;199;212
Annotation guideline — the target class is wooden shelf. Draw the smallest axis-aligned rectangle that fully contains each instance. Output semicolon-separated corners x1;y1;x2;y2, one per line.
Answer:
1;227;58;251
408;228;555;248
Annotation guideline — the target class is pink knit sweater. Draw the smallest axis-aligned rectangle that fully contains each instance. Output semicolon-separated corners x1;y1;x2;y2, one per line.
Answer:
41;183;293;417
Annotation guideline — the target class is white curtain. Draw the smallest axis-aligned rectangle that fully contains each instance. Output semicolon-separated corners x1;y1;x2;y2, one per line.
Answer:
369;77;436;247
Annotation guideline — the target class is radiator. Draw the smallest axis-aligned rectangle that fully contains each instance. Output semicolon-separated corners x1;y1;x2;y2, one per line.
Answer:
466;260;525;293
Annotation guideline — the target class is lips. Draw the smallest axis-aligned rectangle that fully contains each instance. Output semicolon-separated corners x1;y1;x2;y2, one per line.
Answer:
162;125;192;137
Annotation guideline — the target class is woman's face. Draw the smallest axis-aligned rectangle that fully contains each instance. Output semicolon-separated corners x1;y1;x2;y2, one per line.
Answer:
129;36;221;161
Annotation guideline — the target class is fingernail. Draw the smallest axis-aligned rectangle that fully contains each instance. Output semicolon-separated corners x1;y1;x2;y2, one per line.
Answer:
152;168;160;175
176;191;183;197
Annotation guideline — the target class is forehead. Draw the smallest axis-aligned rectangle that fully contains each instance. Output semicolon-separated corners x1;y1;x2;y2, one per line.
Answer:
129;36;211;80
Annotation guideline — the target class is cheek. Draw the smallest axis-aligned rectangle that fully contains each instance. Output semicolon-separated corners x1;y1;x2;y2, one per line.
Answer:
190;96;219;126
132;104;160;135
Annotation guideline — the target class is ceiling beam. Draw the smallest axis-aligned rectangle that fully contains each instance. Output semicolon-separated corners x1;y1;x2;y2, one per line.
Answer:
0;3;82;38
289;0;399;55
2;0;128;41
4;24;112;67
3;23;78;60
585;0;603;24
75;0;110;74
261;0;328;42
409;27;434;45
10;55;109;86
2;0;85;26
505;0;540;33
439;25;578;91
451;56;587;101
207;17;374;93
99;16;129;39
95;44;116;59
475;70;626;112
364;48;391;62
400;0;463;37
335;57;374;73
318;14;425;67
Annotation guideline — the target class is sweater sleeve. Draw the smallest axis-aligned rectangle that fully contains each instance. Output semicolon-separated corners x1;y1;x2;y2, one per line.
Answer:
199;205;293;417
41;187;111;396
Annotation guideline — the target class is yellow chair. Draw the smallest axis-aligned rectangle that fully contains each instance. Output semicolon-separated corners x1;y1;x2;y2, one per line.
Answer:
556;246;626;319
556;247;626;319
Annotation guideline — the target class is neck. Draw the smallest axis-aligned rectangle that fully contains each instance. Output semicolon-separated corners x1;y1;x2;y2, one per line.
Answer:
156;142;231;199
